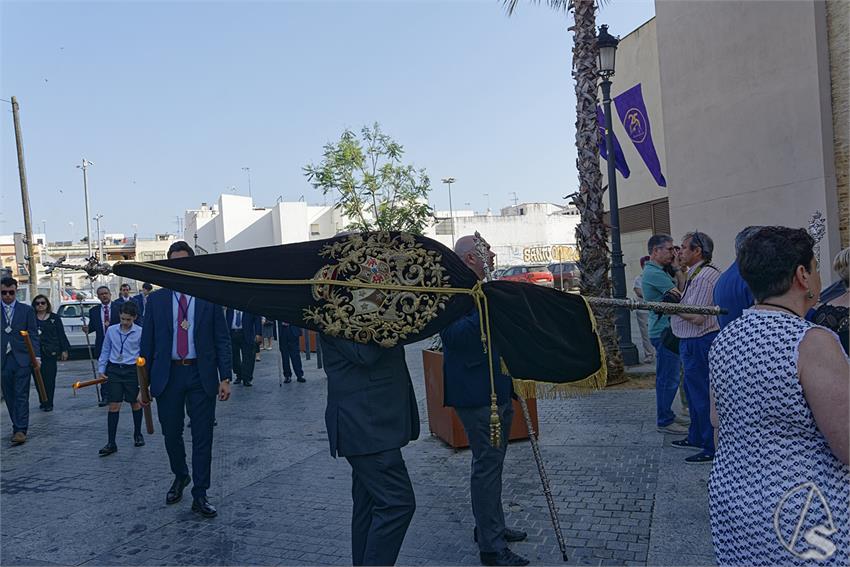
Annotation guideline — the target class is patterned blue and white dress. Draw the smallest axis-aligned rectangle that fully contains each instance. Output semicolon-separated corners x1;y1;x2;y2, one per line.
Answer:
708;309;849;566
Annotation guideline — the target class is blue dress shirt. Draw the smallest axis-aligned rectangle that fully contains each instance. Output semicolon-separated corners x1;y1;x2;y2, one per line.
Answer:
171;292;197;360
98;323;142;373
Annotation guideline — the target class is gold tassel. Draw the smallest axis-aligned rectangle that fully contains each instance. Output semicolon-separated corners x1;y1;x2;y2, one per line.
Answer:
489;393;501;447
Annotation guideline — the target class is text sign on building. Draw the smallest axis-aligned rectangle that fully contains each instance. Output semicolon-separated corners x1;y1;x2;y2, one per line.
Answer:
522;244;578;264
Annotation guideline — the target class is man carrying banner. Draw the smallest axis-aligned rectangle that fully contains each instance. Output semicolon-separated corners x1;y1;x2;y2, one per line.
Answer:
442;235;529;567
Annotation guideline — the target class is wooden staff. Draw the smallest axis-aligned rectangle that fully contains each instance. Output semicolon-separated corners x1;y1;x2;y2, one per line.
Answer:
19;331;47;403
72;377;107;389
135;357;155;434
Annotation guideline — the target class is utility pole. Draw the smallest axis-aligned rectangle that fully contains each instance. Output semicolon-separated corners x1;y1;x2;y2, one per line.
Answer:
76;159;94;257
11;96;38;300
441;177;456;248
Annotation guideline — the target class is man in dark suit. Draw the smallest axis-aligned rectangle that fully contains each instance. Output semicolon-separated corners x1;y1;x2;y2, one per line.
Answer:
139;241;232;518
1;277;40;446
320;334;418;566
83;285;120;406
224;308;262;386
116;282;145;324
114;283;134;308
133;283;153;323
276;321;304;383
441;235;528;567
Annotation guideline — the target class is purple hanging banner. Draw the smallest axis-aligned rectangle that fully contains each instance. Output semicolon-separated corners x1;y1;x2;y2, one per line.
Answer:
597;106;630;178
614;83;666;187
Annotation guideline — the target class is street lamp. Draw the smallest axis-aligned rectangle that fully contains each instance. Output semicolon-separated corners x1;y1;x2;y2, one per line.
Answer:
441;177;456;247
597;24;639;366
76;159;94;257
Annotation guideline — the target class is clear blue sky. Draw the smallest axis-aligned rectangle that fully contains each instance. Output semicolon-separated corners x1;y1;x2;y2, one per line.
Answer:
1;0;654;241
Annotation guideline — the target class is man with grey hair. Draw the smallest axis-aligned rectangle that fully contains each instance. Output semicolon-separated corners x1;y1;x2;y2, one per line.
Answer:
670;231;721;464
714;226;762;329
441;234;529;567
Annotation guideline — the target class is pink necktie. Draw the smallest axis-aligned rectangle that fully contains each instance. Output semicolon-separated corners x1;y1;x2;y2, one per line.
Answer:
177;294;189;359
104;306;110;329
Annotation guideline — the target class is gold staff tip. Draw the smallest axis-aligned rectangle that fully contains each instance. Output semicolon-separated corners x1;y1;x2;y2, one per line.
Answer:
19;330;28;337
136;357;146;366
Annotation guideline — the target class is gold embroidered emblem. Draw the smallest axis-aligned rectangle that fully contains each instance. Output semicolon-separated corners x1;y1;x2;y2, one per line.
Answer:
303;232;451;347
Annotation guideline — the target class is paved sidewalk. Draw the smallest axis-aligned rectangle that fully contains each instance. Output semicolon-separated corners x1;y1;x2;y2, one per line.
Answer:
1;342;714;566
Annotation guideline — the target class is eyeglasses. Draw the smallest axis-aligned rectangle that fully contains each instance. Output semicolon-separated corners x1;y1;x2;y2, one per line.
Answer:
0;290;16;296
34;301;47;306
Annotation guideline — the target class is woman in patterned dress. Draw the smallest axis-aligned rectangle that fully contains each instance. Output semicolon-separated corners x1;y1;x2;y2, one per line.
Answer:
708;227;849;566
811;247;849;355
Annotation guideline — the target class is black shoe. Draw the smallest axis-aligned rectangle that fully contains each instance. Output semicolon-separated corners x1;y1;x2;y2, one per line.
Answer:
166;475;191;505
98;443;117;456
233;378;242;385
684;452;714;464
214;419;218;427
283;376;292;383
480;549;529;566
43;406;53;412
191;496;217;518
98;400;109;407
243;381;253;387
475;528;528;544
671;438;702;450
134;433;145;447
296;376;306;383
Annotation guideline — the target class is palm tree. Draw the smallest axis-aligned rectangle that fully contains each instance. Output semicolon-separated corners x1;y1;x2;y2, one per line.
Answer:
504;0;625;383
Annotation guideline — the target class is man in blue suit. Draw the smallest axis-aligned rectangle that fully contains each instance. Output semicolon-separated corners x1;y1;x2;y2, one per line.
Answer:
225;308;262;386
83;285;120;406
133;283;153;323
1;277;40;446
441;235;528;567
116;282;146;324
276;320;304;383
140;241;232;518
321;334;418;566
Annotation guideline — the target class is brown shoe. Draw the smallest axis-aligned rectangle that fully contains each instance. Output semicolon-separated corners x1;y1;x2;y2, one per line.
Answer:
11;432;26;445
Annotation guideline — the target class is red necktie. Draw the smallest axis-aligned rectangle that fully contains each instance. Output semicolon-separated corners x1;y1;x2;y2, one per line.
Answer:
103;305;110;329
177;294;189;359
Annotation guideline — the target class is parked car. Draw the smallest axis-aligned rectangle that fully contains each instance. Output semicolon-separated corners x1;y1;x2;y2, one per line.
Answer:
491;268;507;280
57;300;100;355
548;261;581;291
498;265;554;287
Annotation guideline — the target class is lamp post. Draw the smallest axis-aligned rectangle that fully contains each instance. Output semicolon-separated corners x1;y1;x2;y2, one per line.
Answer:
597;24;639;366
76;159;94;258
441;177;456;247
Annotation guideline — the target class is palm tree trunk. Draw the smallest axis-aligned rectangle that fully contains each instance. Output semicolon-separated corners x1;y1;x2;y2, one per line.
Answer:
569;0;625;383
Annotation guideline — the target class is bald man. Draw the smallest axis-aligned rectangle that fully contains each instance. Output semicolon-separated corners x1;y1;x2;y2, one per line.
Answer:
441;235;529;567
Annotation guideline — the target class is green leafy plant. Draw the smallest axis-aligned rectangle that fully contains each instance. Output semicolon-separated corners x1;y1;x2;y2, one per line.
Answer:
304;123;433;234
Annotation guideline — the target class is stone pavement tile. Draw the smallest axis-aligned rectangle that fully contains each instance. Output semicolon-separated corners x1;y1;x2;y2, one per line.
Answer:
2;343;714;566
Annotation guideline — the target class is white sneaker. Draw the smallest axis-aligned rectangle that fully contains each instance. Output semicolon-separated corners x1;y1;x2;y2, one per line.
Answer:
657;422;689;435
674;414;691;426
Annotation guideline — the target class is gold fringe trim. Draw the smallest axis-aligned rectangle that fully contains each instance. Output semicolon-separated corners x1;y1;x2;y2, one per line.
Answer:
503;295;608;400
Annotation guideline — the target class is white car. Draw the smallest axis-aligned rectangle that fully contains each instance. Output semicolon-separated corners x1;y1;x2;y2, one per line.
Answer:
57;300;101;355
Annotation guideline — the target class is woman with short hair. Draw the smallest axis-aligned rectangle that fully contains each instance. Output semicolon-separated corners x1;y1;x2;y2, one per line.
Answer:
31;294;70;412
708;227;848;565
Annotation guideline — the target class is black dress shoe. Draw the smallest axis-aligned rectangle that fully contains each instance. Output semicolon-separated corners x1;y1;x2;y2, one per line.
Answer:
191;496;217;518
98;400;109;407
98;443;117;456
283;376;292;383
134;433;145;447
296;376;306;383
474;527;528;544
166;475;191;505
243;381;253;387
233;378;242;385
480;549;529;566
43;406;53;412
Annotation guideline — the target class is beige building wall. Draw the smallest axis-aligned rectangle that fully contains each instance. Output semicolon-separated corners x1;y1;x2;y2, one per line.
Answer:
656;0;842;276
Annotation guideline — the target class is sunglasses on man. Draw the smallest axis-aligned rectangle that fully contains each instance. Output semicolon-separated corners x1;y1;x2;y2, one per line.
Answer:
1;290;16;296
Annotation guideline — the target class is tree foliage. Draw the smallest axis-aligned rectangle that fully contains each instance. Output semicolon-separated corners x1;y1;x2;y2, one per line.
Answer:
304;123;433;234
